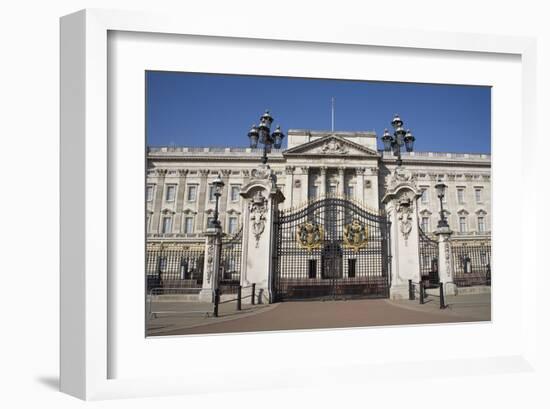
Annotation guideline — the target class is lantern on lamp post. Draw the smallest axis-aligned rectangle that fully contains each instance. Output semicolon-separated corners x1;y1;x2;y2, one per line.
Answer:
435;179;449;228
248;110;285;164
381;114;416;166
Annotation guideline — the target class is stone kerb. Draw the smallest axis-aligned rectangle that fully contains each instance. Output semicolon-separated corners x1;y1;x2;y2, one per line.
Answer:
240;165;285;303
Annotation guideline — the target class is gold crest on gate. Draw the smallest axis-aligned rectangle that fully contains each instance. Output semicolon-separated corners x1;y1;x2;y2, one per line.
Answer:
296;222;324;251
343;219;369;251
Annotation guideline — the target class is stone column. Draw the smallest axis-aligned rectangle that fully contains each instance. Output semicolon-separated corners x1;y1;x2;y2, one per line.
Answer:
320;167;327;197
199;224;223;302
196;169;210;232
434;226;455;295
370;167;380;211
218;169;232;230
356;167;365;202
338;167;345;196
151;169;167;234
299;166;309;204
382;167;422;299
174;169;188;234
284;166;295;209
240;164;285;303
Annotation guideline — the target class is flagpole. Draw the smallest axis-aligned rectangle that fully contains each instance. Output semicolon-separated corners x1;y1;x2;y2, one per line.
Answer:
331;97;335;132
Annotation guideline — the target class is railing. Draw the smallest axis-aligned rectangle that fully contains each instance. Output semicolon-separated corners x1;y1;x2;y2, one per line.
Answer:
148;283;260;319
146;244;205;292
408;280;446;309
220;227;243;292
147;287;213;319
148;146;284;154
450;239;491;287
418;225;439;287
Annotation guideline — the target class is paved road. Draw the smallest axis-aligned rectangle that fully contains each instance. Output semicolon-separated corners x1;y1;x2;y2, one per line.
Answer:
149;294;490;336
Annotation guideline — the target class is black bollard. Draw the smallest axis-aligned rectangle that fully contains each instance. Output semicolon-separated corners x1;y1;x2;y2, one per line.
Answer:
419;281;425;305
237;285;242;311
213;288;220;317
251;283;256;305
439;282;445;309
408;279;414;300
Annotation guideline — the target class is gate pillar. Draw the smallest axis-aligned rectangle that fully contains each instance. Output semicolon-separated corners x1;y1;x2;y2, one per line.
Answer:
240;164;285;304
382;167;422;299
199;224;223;302
434;226;455;295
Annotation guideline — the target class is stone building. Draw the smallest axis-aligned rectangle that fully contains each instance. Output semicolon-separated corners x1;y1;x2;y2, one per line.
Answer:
145;127;491;301
146;129;491;242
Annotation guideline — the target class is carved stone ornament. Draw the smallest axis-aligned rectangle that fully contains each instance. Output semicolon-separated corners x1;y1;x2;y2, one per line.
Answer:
391;166;416;184
296;222;324;251
397;196;414;243
250;191;267;248
320;139;348;154
206;242;214;283
250;164;277;187
444;238;451;277
343;220;368;252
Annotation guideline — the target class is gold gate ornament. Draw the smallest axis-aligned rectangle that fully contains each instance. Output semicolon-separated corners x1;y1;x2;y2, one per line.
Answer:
296;222;324;251
343;220;369;251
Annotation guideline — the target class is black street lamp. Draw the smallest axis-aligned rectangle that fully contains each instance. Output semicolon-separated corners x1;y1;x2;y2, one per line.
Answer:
248;110;285;164
435;179;449;228
210;175;225;228
381;114;416;166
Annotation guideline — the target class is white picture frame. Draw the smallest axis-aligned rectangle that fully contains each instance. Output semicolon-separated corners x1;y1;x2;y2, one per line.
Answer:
60;8;538;401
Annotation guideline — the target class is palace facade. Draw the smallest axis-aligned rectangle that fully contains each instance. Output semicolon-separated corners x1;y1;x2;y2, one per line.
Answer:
146;129;491;242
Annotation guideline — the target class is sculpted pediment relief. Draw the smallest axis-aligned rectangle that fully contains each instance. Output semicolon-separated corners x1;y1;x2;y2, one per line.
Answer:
284;135;379;157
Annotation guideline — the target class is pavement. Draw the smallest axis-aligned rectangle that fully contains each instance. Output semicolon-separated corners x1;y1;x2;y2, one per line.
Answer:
146;291;491;337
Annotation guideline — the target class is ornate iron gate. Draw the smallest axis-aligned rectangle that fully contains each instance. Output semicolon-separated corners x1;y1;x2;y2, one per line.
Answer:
220;227;243;292
272;197;391;301
418;226;439;287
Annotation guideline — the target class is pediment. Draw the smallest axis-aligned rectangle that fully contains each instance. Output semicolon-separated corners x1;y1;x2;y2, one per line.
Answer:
283;134;380;157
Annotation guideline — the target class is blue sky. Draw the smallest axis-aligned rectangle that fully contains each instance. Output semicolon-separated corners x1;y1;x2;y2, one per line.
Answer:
146;71;491;153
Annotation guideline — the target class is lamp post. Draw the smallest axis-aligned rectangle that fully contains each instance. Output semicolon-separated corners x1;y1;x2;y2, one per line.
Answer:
210;175;225;228
435;179;449;228
381;114;416;166
248;110;285;164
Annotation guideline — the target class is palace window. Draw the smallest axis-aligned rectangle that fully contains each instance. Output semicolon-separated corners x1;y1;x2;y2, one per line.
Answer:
230;185;241;202
165;184;176;202
187;185;197;202
146;185;154;202
459;216;467;233
421;216;430;232
309;185;319;199
183;216;194;234
228;216;238;234
308;259;317;279
420;187;429;204
208;185;215;202
477;216;485;233
457;188;465;204
328;185;337;195
475;188;483;203
161;216;172;234
346;185;355;198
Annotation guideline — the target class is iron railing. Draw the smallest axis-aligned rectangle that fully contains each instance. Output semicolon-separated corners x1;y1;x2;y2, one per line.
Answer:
418;225;439;287
146;244;205;292
450;240;491;287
